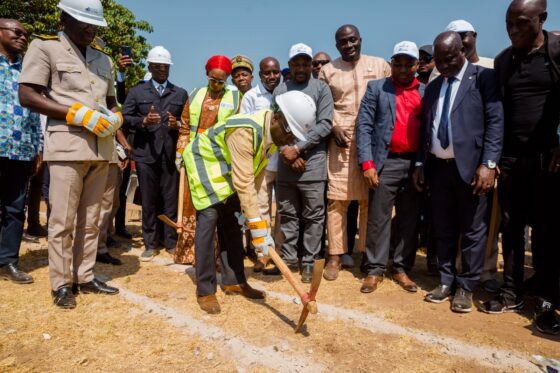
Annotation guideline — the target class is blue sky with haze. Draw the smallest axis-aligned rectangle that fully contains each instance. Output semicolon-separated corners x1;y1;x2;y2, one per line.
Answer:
118;0;560;91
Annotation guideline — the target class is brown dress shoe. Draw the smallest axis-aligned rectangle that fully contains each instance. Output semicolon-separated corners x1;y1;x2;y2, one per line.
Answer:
323;255;341;281
197;294;221;314
223;283;266;299
392;272;418;293
360;275;383;293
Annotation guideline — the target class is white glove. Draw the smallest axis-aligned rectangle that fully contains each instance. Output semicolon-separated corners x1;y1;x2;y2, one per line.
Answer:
247;218;274;257
175;151;183;171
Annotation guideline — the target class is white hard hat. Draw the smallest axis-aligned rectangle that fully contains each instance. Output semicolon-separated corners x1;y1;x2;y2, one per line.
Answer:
445;20;475;33
147;46;173;65
275;91;316;141
392;41;419;60
57;0;107;27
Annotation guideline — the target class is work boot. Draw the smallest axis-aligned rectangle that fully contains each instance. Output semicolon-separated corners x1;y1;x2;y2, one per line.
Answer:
323;255;341;281
223;283;266;299
197;294;221;314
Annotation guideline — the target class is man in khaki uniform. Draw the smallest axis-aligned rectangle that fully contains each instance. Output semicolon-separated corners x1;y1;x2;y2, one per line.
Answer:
19;0;121;308
319;24;391;280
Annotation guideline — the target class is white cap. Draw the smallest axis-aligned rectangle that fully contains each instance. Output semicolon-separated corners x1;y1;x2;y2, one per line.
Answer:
58;0;107;27
445;20;475;33
146;46;173;65
275;91;316;142
392;41;419;60
289;43;313;60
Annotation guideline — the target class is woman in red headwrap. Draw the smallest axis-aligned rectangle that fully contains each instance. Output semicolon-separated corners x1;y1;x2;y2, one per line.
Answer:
173;55;240;265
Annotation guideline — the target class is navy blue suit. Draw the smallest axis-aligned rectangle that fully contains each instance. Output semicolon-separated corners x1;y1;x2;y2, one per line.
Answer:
417;63;504;292
356;78;425;276
122;80;188;251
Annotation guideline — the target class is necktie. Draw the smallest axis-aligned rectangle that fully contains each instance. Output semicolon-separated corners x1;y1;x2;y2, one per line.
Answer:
437;77;455;149
157;84;164;96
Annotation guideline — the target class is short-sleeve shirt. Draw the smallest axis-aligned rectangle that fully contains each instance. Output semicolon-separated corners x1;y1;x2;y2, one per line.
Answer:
0;54;42;161
19;32;116;161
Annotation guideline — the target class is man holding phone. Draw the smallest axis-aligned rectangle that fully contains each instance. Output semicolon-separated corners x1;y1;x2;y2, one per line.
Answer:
122;46;188;261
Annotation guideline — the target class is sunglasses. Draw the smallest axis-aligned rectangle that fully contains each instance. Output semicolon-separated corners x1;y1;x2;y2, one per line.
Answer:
419;54;433;62
0;27;29;39
207;76;226;84
312;60;330;67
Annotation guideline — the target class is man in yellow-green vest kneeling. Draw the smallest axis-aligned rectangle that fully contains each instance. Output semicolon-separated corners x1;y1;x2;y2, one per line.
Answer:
183;90;317;314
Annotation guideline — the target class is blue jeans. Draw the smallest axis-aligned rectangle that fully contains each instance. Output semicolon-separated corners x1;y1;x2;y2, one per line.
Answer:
0;157;34;266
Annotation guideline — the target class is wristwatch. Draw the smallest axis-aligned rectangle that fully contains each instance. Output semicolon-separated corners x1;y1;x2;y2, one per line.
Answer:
482;160;497;169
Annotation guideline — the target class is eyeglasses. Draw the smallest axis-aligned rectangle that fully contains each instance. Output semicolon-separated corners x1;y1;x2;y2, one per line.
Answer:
207;76;226;85
312;60;330;67
419;54;433;62
0;27;29;39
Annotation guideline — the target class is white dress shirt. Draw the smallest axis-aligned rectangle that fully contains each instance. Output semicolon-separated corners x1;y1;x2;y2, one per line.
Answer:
151;79;168;95
430;60;469;159
239;82;279;172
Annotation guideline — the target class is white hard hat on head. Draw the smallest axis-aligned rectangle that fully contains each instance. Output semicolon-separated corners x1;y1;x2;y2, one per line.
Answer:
57;0;107;27
147;46;173;65
275;91;316;142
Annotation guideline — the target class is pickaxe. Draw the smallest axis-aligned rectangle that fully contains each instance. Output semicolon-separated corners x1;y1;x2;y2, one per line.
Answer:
267;249;325;333
158;166;185;233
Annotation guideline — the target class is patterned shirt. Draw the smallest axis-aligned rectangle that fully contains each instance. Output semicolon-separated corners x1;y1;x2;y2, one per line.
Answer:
0;53;42;161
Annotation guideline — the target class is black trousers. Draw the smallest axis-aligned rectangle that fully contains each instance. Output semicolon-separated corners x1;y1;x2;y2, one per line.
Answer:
499;155;560;304
26;161;44;228
0;158;33;266
347;200;359;255
364;157;420;276
136;153;178;250
428;158;489;292
195;194;246;296
115;162;131;233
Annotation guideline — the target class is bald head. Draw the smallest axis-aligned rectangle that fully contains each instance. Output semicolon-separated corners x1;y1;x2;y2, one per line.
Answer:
335;24;362;62
259;56;281;93
0;19;28;60
433;31;466;78
335;24;360;40
506;0;547;51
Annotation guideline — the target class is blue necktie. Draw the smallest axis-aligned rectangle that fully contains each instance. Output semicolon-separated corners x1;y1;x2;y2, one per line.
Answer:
157;84;164;96
437;77;455;149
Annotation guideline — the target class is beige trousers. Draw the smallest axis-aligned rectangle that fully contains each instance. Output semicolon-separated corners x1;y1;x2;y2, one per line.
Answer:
47;161;108;291
327;199;368;255
98;163;121;254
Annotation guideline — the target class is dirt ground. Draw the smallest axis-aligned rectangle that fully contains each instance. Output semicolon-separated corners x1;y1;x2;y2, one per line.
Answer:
0;208;558;372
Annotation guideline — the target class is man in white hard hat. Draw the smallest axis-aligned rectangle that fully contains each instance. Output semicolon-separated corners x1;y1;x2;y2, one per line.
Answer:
122;46;188;261
273;43;333;283
182;90;316;314
19;0;123;308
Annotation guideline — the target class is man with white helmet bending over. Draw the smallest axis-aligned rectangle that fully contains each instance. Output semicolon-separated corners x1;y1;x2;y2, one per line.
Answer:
18;0;123;308
183;90;316;314
122;46;188;261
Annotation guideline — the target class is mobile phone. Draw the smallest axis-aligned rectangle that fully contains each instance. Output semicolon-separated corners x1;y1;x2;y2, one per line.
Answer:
121;45;132;57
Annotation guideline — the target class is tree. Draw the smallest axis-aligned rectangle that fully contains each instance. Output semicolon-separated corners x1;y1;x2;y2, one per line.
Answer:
0;0;153;87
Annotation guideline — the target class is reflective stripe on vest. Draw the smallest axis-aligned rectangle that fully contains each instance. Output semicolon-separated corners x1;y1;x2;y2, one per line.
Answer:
183;110;275;211
188;87;240;141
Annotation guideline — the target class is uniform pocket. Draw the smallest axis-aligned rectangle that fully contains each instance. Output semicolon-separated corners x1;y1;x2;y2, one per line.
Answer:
56;63;82;91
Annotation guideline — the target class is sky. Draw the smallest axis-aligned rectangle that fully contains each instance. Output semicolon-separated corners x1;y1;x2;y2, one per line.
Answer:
117;0;560;91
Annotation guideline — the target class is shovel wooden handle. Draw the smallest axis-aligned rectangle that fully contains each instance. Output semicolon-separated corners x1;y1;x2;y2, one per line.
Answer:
267;249;316;313
176;167;185;234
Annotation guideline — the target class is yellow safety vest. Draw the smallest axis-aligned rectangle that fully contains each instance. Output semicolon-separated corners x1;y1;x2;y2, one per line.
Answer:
188;86;240;141
183;110;277;211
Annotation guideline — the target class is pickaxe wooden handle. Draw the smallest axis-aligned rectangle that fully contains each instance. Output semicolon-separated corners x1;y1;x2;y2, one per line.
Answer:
157;167;185;233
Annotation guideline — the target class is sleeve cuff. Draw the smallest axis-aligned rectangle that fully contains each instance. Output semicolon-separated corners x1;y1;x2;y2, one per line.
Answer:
295;140;309;152
362;160;375;171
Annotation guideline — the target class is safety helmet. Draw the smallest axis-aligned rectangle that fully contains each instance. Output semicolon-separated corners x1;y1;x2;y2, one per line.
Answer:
57;0;107;27
275;91;316;141
146;46;173;65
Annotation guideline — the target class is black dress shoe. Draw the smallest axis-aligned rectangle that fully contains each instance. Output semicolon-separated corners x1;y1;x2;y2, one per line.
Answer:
96;252;122;266
115;229;132;239
75;278;119;295
0;263;33;284
534;298;560;335
451;287;473;313
301;265;313;283
425;284;453;303
262;265;281;276
52;286;76;309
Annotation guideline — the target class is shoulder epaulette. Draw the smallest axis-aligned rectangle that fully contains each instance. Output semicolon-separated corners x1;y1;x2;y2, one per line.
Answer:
90;43;110;56
36;34;59;41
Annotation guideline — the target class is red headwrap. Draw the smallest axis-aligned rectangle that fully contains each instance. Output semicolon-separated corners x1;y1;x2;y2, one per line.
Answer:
205;55;232;75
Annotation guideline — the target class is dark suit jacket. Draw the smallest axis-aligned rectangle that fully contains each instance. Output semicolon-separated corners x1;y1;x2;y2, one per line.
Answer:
122;80;188;164
356;78;425;172
417;62;504;184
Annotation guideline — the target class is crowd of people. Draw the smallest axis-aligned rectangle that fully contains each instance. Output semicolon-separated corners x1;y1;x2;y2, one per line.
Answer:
0;0;558;336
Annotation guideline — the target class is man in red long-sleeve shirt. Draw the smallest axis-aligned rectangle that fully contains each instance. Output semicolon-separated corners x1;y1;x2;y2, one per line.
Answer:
355;41;424;294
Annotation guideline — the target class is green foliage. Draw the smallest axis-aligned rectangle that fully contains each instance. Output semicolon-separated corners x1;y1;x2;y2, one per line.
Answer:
0;0;152;86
